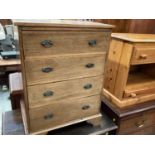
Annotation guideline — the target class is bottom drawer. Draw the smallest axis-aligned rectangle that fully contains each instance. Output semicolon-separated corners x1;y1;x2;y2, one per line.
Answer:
29;95;101;132
119;111;155;134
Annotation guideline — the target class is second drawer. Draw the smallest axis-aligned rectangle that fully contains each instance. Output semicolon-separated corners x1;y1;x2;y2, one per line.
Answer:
25;53;106;85
27;76;103;108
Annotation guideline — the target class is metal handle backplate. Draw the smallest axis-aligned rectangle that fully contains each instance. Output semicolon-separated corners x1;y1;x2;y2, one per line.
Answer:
44;113;54;120
82;105;90;110
84;84;92;90
88;40;97;47
85;63;95;68
41;40;53;48
43;90;54;97
42;67;53;73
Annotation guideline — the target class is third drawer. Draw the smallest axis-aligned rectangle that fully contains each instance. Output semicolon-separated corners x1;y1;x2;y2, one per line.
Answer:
27;76;103;108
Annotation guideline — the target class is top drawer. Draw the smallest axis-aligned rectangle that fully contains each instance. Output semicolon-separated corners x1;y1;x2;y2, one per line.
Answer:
22;31;110;57
131;45;155;65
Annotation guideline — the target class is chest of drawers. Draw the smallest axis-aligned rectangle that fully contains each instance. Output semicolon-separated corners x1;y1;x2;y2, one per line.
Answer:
103;33;155;108
14;20;114;134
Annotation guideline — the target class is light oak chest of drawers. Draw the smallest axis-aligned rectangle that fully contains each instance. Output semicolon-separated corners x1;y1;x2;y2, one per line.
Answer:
14;20;114;134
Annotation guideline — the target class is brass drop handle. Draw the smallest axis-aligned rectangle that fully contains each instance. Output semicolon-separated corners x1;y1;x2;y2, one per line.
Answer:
42;67;53;73
135;120;145;128
84;84;92;90
130;93;137;98
41;40;53;48
139;54;147;59
43;90;54;97
88;40;97;47
82;105;90;110
44;113;54;120
85;63;95;68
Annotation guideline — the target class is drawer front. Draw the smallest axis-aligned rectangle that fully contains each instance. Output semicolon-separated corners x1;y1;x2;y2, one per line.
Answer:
27;76;103;108
119;111;155;134
25;53;106;85
131;125;155;135
29;95;101;132
124;87;155;99
131;46;155;64
22;31;110;57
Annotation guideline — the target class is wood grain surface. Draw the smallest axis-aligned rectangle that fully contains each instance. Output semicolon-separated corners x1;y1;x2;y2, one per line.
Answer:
22;31;110;57
112;33;155;42
16;20;113;134
104;39;124;93
0;59;21;67
25;53;105;85
131;45;155;64
29;95;101;132
28;76;103;108
13;19;114;29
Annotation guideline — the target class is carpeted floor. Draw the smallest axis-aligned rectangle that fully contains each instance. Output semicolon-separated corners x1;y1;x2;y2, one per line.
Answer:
0;86;12;134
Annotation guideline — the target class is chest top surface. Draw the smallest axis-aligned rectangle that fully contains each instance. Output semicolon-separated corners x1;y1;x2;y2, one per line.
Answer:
13;19;114;29
112;33;155;43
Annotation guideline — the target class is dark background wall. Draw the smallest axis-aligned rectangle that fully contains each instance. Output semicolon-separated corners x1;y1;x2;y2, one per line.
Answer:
94;19;155;33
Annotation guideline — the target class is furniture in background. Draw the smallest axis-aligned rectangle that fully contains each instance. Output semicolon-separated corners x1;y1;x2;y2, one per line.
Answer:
2;108;117;135
0;59;20;70
102;98;155;135
0;58;21;86
14;20;114;134
9;72;23;110
103;33;155;108
0;19;12;26
94;19;155;34
0;26;20;87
